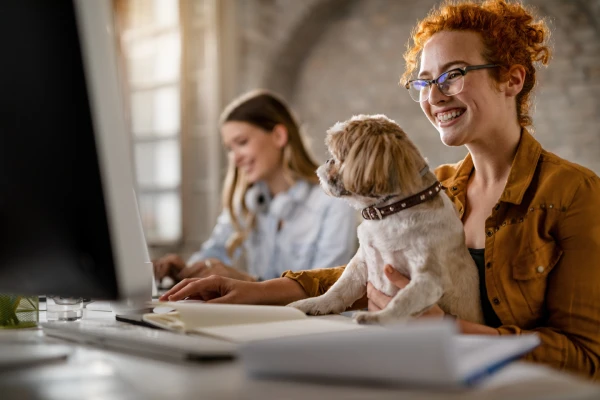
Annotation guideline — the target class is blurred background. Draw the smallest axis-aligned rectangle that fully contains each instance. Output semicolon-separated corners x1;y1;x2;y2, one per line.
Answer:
111;0;600;259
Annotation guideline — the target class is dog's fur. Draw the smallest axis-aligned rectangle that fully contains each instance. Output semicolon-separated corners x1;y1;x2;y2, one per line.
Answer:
288;115;484;325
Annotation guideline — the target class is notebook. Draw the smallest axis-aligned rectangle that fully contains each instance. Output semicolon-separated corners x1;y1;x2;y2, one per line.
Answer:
142;302;368;343
239;321;541;387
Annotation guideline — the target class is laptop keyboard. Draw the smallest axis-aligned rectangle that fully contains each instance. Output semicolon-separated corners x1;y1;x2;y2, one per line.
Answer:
41;320;236;361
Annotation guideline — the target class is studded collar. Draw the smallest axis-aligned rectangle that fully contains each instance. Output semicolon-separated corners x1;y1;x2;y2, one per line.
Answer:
361;181;445;220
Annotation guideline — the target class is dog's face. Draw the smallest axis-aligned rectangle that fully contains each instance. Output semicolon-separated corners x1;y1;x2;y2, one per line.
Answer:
318;114;426;209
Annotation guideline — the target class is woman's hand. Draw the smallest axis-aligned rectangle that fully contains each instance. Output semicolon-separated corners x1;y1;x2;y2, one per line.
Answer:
153;253;186;281
367;265;444;318
159;275;262;303
177;259;257;282
367;265;498;335
158;276;309;305
153;255;256;283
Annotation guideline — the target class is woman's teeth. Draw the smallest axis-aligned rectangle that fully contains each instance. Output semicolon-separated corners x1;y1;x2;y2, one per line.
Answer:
437;110;464;122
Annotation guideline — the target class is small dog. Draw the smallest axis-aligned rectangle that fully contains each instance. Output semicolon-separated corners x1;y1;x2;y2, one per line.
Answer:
288;115;484;325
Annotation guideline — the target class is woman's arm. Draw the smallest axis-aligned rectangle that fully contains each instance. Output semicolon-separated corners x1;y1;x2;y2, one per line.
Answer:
495;176;600;379
281;266;346;297
160;275;309;305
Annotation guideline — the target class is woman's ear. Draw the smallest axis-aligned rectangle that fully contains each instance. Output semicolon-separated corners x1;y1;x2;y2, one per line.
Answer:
271;124;289;149
503;64;526;98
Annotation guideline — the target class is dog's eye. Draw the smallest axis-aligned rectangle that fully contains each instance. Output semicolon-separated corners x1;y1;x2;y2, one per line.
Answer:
326;159;335;165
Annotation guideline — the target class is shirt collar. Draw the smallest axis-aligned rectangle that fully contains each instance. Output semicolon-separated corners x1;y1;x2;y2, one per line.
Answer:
440;129;542;205
246;179;313;219
500;129;542;204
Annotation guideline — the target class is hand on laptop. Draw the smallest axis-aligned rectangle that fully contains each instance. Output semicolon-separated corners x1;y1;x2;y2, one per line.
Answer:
153;253;186;281
153;254;257;284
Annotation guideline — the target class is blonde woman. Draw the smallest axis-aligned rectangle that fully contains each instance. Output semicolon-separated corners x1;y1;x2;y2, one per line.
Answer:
153;90;356;283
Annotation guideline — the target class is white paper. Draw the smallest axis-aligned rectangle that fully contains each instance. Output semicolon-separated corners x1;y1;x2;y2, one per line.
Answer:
239;321;541;387
145;302;307;329
195;318;366;343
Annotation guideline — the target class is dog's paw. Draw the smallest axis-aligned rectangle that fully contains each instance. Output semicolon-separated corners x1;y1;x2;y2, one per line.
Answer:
353;311;382;325
353;310;408;325
287;297;346;316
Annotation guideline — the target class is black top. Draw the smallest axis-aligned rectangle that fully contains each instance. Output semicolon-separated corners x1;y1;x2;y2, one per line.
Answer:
468;248;502;328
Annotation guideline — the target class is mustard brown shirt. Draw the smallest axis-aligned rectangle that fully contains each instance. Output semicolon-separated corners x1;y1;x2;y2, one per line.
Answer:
283;130;600;380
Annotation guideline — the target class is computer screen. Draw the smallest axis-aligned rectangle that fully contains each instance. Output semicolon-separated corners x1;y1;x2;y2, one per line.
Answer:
0;0;152;301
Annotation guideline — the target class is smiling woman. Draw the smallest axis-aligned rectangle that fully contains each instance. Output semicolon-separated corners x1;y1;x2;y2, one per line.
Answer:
153;90;357;283
156;0;600;381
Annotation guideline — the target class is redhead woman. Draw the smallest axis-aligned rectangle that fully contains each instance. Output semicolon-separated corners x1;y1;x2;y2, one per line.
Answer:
153;90;357;283
160;1;600;379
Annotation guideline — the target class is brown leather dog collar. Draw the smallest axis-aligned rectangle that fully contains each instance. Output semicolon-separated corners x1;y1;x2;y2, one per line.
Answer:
361;181;445;220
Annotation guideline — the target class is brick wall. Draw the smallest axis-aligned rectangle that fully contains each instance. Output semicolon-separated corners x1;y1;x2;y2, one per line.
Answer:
233;0;600;174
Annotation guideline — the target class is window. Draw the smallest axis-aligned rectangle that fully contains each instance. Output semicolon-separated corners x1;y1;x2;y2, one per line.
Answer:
114;0;231;257
114;0;183;244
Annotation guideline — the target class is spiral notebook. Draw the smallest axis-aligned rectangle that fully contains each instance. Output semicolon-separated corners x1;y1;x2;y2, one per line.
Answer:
142;302;367;343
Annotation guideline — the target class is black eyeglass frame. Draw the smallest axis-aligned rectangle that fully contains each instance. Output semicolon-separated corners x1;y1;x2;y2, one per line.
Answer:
404;64;500;102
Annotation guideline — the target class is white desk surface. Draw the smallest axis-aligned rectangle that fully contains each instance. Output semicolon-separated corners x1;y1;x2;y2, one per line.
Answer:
0;310;599;400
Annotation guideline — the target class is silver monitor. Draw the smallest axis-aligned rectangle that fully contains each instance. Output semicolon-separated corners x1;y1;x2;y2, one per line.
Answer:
0;0;152;302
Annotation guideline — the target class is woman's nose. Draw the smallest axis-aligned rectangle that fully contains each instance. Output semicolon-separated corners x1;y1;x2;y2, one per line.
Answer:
428;84;448;106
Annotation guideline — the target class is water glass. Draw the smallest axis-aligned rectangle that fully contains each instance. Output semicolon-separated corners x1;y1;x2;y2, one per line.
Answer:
46;296;84;321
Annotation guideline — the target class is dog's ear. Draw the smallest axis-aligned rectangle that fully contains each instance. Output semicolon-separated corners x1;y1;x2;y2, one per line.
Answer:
340;118;424;196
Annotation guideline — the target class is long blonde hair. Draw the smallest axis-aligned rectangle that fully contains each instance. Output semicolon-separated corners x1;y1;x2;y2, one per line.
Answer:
220;90;319;257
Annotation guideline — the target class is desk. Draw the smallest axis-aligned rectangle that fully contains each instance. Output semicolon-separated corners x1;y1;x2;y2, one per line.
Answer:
1;310;599;400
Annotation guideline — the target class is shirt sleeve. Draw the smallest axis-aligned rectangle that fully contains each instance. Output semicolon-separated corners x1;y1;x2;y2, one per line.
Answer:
187;210;234;266
497;175;600;380
308;199;358;270
282;266;346;297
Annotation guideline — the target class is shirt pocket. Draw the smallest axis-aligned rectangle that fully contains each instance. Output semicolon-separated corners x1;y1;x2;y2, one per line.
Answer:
511;241;563;316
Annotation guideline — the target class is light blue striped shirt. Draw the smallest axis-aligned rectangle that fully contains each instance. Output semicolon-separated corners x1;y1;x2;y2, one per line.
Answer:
187;180;357;280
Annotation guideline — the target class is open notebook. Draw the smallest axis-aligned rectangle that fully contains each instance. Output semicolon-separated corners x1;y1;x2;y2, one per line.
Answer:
238;321;541;387
143;302;367;343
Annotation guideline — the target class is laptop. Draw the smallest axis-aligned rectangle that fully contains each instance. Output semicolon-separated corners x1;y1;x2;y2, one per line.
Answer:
40;195;238;362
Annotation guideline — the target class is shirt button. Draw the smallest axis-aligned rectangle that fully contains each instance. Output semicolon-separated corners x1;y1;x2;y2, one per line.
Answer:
529;207;534;212
492;298;500;305
537;266;545;273
486;229;494;237
502;221;507;226
549;204;554;209
452;186;458;191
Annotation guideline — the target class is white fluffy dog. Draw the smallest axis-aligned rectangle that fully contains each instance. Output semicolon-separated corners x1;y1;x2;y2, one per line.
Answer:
288;115;484;325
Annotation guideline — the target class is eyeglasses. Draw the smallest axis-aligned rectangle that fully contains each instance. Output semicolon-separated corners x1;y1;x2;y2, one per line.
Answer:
404;64;500;103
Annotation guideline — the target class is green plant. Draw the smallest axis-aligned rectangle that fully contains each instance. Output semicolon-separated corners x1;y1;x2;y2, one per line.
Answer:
0;295;39;329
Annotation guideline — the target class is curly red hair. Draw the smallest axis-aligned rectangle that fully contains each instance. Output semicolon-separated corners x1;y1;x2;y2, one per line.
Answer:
402;0;551;128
